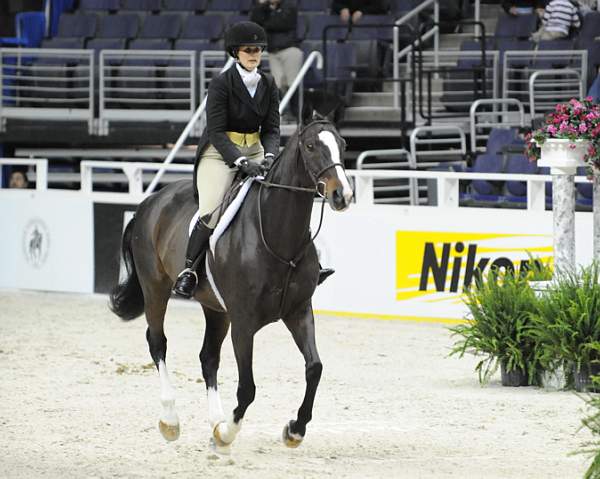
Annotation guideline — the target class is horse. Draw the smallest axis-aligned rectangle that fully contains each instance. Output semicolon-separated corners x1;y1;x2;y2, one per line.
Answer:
109;118;354;454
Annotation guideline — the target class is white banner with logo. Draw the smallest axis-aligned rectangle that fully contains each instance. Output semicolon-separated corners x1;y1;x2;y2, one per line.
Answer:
0;191;94;293
311;203;594;323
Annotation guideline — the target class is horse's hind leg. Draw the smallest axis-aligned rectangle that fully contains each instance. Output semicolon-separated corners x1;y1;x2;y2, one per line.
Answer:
144;282;180;442
199;306;231;451
281;301;323;448
212;320;257;450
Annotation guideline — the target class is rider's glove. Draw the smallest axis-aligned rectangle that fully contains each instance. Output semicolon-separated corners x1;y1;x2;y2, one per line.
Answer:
238;158;263;177
261;154;275;172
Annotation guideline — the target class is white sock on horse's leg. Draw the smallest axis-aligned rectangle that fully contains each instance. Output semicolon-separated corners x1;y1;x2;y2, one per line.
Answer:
207;387;226;428
158;359;180;440
214;414;242;445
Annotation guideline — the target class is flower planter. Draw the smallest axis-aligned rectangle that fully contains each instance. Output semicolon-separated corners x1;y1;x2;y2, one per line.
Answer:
574;363;600;393
540;365;568;391
537;138;590;174
500;362;529;387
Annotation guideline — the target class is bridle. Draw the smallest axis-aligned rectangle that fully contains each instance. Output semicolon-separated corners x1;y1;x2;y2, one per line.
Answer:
254;120;347;316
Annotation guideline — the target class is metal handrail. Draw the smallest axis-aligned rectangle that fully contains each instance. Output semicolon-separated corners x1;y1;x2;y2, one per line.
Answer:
529;69;583;118
279;50;323;114
393;0;438;109
469;98;525;153
145;56;235;194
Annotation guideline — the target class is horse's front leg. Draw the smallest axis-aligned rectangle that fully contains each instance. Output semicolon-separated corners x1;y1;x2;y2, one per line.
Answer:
212;321;256;451
281;301;323;448
199;307;231;453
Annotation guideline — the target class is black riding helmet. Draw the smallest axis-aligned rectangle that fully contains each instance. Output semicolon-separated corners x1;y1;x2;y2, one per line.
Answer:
224;21;267;58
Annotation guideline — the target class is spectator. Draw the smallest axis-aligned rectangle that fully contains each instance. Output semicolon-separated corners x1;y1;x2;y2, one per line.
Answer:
8;170;29;189
502;0;546;16
530;0;581;41
576;0;598;16
250;0;302;121
331;0;390;24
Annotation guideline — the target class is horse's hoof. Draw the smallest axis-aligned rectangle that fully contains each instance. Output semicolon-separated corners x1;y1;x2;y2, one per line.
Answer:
209;436;232;456
159;420;180;442
212;421;232;448
282;421;303;448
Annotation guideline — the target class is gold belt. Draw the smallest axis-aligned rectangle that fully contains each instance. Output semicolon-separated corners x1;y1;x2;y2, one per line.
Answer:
226;131;260;148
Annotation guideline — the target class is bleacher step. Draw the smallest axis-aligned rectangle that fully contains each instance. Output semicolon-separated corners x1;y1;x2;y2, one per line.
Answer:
343;106;404;123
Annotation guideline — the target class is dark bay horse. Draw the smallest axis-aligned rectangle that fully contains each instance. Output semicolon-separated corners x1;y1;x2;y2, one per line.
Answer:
109;119;353;454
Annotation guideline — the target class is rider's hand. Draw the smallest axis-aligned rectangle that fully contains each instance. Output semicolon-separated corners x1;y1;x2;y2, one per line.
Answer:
261;155;274;172
238;159;263;178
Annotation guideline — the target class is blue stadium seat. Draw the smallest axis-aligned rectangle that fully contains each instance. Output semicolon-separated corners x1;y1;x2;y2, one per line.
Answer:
390;0;420;14
304;15;348;41
138;14;182;40
179;15;224;41
532;38;576;69
348;15;395;41
207;0;251;12
55;13;98;39
87;37;127;53
298;0;329;11
494;12;537;39
78;0;120;13
41;37;85;49
576;166;593;206
470;153;504;196
121;0;162;12
505;153;538;198
578;12;600;44
96;13;139;40
15;12;46;47
163;0;208;12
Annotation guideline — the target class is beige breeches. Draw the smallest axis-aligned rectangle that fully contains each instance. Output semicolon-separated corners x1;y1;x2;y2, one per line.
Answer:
268;47;303;91
196;142;264;228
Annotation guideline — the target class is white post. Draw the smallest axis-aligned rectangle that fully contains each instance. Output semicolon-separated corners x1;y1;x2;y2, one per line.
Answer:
594;174;600;261
551;170;576;275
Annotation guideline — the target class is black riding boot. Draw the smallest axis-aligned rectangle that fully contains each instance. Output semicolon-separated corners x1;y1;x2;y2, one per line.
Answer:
317;265;335;285
173;218;213;299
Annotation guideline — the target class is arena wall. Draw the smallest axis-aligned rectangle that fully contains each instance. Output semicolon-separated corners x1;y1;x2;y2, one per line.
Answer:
1;178;595;323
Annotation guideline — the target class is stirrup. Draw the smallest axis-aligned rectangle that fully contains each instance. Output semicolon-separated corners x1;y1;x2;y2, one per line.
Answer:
173;268;199;298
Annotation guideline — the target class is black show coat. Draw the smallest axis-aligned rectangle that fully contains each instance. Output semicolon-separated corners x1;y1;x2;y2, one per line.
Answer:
194;65;280;171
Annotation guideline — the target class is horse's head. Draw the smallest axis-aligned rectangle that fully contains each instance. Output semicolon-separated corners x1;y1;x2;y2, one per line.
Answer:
297;119;353;211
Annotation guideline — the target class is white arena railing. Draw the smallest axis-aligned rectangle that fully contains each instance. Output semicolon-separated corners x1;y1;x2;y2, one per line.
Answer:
3;158;592;214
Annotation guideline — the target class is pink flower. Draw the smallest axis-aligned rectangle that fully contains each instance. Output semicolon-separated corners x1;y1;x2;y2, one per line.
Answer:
579;123;588;133
547;125;558;135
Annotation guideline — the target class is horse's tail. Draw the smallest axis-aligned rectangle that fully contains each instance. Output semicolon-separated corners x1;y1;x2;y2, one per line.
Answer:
109;215;145;321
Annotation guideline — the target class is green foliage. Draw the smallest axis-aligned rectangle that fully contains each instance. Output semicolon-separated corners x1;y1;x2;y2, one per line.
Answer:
577;377;600;479
528;263;600;375
522;252;553;282
450;266;539;384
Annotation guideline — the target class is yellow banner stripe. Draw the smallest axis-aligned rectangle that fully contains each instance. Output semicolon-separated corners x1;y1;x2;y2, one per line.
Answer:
314;309;468;325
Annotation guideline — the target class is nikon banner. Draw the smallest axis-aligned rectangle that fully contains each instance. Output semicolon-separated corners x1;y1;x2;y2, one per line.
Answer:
311;205;594;323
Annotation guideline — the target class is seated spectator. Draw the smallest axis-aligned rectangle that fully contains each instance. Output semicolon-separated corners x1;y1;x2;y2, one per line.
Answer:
502;0;546;16
9;170;29;189
530;0;581;41
250;0;303;121
331;0;390;24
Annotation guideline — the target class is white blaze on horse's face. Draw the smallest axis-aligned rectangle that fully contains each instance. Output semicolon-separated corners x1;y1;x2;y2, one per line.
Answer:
317;131;354;211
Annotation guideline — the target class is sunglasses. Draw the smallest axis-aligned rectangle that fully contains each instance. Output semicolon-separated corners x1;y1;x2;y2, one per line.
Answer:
239;47;263;55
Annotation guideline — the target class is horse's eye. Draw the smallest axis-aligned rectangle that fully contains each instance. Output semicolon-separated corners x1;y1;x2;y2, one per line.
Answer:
306;144;314;150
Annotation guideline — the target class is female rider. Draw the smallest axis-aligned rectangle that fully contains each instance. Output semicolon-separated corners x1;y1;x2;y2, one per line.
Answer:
173;21;332;298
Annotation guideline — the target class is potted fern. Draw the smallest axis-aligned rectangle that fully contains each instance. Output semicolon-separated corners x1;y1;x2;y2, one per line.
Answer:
577;376;600;478
528;263;600;393
450;266;539;386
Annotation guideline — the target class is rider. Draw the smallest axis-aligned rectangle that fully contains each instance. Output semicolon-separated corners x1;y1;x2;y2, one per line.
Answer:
173;21;333;299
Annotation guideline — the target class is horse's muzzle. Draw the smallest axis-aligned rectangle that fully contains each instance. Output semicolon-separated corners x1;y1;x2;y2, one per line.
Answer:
330;185;353;211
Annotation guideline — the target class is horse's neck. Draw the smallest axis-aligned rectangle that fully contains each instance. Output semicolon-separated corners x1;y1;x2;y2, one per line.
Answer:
261;152;314;253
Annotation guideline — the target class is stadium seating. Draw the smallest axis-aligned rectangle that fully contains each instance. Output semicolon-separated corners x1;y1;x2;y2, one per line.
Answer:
162;0;208;12
78;0;120;13
494;12;537;40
